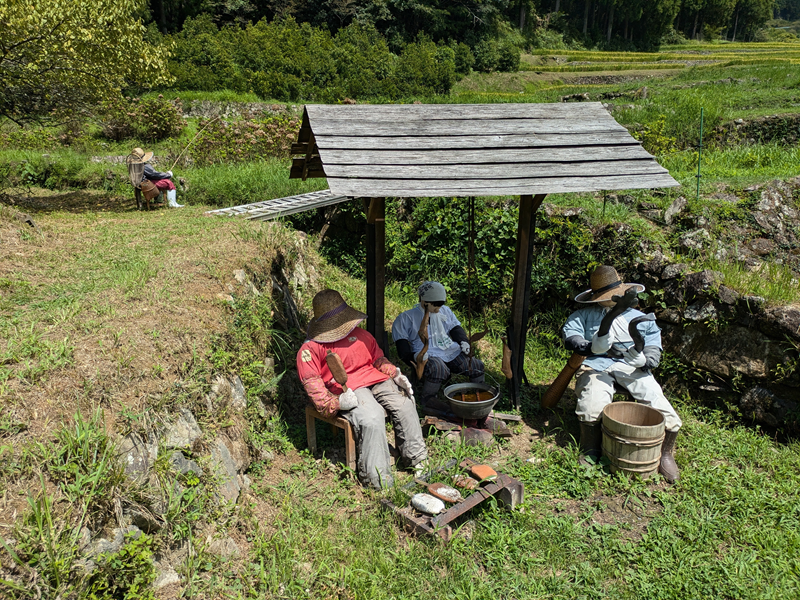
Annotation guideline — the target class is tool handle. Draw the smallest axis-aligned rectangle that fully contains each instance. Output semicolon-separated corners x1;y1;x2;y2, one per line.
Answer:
415;305;431;380
325;350;348;392
540;353;585;409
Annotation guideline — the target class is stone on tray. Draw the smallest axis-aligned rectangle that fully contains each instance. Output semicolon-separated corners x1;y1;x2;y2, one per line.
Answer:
411;493;445;515
454;474;479;490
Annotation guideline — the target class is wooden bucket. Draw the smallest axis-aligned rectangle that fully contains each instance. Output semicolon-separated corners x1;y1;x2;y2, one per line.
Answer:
601;402;665;478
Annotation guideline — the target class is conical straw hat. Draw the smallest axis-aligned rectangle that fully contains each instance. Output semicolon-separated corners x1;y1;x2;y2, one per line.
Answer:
306;289;367;343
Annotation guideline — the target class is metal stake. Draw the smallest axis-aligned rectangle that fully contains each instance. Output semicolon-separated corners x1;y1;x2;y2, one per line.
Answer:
696;107;704;202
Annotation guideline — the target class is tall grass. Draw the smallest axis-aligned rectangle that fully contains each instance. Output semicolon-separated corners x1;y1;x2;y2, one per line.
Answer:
661;143;800;186
185;160;328;207
700;259;800;305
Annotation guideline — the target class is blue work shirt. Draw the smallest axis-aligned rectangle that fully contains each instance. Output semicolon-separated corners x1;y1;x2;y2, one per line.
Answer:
562;306;662;371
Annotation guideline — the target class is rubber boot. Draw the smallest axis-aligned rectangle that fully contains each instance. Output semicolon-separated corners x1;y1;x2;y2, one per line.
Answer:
167;189;184;208
659;430;680;483
578;421;602;467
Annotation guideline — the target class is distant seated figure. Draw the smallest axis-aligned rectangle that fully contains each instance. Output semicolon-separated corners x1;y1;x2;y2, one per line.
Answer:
296;289;428;489
130;147;183;208
392;281;484;415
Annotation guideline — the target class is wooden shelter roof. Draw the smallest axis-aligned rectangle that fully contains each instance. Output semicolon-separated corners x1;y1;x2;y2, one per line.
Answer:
290;103;679;197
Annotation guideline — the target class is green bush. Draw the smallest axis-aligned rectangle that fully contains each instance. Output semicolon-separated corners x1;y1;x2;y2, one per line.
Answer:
473;39;500;72
189;115;301;166
497;40;521;72
394;37;457;96
97;95;186;142
453;41;475;76
166;17;458;101
169;14;246;93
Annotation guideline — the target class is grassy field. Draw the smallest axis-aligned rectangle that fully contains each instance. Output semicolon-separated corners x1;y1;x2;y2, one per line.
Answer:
2;43;800;599
1;202;799;599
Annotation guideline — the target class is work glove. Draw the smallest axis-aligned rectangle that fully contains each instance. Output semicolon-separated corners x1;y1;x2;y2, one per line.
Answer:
166;170;173;178
393;373;414;400
414;350;429;363
623;347;647;369
591;332;612;354
459;341;470;355
338;388;358;411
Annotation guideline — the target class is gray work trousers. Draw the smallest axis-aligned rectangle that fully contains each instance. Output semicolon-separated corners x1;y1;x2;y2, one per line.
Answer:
342;378;427;489
575;362;683;432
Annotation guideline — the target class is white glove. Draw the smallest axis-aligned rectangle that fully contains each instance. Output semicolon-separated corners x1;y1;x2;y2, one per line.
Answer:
338;388;358;411
591;333;612;354
167;170;173;178
393;373;414;400
460;341;470;355
414;350;429;363
623;348;647;369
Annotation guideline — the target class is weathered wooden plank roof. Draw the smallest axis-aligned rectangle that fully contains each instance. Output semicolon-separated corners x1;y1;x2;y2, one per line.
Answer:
290;103;679;197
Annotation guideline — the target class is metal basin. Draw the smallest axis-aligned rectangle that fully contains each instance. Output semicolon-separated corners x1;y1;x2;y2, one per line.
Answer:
443;382;500;420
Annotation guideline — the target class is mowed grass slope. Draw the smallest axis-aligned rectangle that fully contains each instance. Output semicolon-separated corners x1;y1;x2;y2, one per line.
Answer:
1;194;799;599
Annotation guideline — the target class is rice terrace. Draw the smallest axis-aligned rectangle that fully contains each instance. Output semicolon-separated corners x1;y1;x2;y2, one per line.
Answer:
1;1;800;599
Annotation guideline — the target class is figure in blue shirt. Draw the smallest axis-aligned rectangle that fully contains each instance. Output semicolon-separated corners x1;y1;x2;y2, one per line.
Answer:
563;265;681;482
392;281;484;415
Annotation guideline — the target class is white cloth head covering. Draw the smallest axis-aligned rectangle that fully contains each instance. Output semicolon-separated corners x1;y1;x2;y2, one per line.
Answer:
417;281;446;302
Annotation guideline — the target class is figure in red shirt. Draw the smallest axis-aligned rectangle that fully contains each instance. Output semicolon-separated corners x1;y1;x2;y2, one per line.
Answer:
297;289;428;489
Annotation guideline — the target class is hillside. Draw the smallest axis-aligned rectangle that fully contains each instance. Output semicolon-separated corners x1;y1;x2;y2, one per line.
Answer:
1;181;799;598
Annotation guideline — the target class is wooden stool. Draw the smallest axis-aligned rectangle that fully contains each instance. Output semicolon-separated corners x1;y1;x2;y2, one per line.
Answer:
305;405;357;470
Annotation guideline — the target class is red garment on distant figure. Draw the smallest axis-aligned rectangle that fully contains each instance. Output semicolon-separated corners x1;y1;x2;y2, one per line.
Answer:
153;178;176;191
297;327;397;417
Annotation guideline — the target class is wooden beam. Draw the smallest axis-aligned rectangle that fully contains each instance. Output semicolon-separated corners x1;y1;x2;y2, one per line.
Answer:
326;173;679;197
365;198;387;354
509;194;546;410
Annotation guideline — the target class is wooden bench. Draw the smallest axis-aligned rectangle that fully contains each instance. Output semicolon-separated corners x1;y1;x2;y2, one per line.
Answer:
305;405;357;470
305;404;392;472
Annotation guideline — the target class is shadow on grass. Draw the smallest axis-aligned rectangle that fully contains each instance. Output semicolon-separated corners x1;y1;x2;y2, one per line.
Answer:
2;189;146;214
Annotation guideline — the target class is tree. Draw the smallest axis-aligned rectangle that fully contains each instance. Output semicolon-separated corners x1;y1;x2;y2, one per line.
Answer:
0;0;172;124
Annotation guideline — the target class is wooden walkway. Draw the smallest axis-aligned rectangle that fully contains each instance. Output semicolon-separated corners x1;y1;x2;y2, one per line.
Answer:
204;189;349;221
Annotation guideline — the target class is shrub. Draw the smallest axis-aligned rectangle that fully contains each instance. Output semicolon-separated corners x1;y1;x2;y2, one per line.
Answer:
169;15;246;93
97;95;186;142
0;127;58;150
453;42;475;75
394;36;457;96
497;40;521;72
189;115;301;166
473;39;500;72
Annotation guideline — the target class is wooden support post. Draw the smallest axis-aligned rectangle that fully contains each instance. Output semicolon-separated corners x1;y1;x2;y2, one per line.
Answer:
508;194;546;409
366;198;387;354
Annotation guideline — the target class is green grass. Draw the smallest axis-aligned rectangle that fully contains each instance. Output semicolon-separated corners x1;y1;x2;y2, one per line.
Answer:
185;159;328;207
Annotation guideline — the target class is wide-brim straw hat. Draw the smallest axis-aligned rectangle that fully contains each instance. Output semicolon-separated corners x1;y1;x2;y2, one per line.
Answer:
306;289;367;343
574;265;644;303
130;147;154;164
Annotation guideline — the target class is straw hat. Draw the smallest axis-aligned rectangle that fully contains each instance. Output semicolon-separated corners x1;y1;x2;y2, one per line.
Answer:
130;147;154;164
574;265;644;303
306;289;367;343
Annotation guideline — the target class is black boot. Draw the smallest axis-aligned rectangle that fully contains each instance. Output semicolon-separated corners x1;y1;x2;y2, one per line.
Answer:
659;430;680;483
579;421;602;466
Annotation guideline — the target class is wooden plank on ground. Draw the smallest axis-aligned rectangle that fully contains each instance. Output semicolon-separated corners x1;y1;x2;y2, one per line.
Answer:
322;160;667;180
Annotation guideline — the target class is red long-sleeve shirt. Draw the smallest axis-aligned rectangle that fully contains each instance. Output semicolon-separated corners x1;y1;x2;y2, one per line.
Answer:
297;327;397;417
